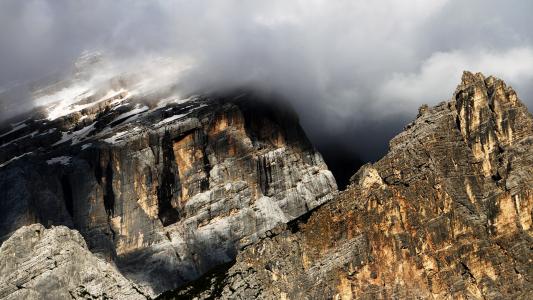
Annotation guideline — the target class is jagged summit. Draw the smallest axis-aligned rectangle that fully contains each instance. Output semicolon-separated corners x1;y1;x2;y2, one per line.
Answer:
453;70;532;176
1;71;531;299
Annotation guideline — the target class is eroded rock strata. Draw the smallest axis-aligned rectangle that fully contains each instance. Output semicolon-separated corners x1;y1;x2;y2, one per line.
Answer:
0;90;336;296
163;72;533;299
0;224;148;300
1;71;531;299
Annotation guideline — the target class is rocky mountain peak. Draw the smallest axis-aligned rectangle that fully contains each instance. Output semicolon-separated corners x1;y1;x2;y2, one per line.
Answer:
453;71;533;177
161;72;533;299
0;71;531;299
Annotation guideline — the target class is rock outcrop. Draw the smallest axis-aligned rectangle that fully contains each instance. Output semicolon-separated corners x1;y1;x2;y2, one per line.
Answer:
162;72;533;299
0;79;336;295
0;224;148;300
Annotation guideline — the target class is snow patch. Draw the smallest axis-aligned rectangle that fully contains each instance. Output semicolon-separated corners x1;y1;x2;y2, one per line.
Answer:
44;89;129;120
46;156;72;166
0;152;32;168
53;122;96;146
103;127;141;144
154;95;197;110
112;105;149;123
9;117;31;128
155;113;189;126
36;85;92;120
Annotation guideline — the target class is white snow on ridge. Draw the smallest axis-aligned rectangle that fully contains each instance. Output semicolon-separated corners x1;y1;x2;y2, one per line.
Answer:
81;143;92;150
154;95;197;110
53;122;96;146
35;85;91;120
155;104;207;127
0;123;27;138
0;131;39;149
155;113;189;126
103;127;141;144
0;152;32;168
112;105;149;123
46;156;72;166
43;88;129;120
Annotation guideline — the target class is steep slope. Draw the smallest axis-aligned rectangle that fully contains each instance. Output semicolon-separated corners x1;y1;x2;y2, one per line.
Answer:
164;72;533;299
0;73;337;295
0;224;148;300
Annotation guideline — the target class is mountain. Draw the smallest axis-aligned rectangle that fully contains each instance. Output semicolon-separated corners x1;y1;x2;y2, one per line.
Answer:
160;72;533;299
1;71;532;300
0;68;337;297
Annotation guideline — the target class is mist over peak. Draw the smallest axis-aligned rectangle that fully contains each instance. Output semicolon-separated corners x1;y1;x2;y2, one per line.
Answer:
1;0;533;164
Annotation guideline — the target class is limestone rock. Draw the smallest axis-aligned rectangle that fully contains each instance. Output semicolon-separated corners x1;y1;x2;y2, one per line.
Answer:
348;163;384;190
0;224;149;300
165;72;533;299
0;88;337;296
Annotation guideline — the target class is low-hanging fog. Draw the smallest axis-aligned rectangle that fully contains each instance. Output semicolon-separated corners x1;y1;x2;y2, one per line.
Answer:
1;0;533;185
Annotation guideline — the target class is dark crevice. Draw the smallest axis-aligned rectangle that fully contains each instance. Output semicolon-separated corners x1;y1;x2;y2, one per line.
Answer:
460;262;477;283
286;201;327;234
491;172;502;182
94;153;103;184
103;162;115;217
257;156;272;195
201;134;211;192
60;175;74;218
156;261;235;299
109;224;116;241
157;130;181;226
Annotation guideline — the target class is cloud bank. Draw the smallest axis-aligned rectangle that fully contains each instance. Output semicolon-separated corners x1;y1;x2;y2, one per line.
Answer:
1;0;532;163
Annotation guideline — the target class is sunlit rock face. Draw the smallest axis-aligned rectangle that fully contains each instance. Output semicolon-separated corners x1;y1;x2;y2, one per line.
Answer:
0;79;337;295
166;72;533;299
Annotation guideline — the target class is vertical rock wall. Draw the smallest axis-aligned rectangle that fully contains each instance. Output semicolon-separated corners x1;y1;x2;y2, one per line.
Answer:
0;95;337;296
166;72;533;299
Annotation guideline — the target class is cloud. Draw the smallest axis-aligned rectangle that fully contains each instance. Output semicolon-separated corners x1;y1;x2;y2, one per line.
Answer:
377;47;533;116
0;0;533;168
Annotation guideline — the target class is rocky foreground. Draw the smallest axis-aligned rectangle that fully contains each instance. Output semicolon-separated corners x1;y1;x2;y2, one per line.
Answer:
0;224;147;299
0;71;532;299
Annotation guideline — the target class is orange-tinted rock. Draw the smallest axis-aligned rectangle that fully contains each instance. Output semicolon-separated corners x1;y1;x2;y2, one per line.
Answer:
0;93;337;296
167;73;533;299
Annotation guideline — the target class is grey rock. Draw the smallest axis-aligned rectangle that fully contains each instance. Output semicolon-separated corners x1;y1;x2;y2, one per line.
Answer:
0;224;149;300
0;87;337;296
165;72;533;299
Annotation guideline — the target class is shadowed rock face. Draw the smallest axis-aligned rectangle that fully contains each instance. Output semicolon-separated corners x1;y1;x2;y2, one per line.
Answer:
163;72;533;299
0;88;337;296
0;224;149;300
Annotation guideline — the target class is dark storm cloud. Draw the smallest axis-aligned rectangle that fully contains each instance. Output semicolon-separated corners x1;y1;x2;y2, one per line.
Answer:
1;0;533;166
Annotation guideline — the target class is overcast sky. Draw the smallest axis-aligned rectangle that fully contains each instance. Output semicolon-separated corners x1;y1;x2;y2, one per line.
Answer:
1;0;532;164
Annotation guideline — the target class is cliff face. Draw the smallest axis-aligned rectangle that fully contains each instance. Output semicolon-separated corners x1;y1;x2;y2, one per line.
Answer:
0;84;336;296
165;72;533;299
0;224;148;300
1;71;531;300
